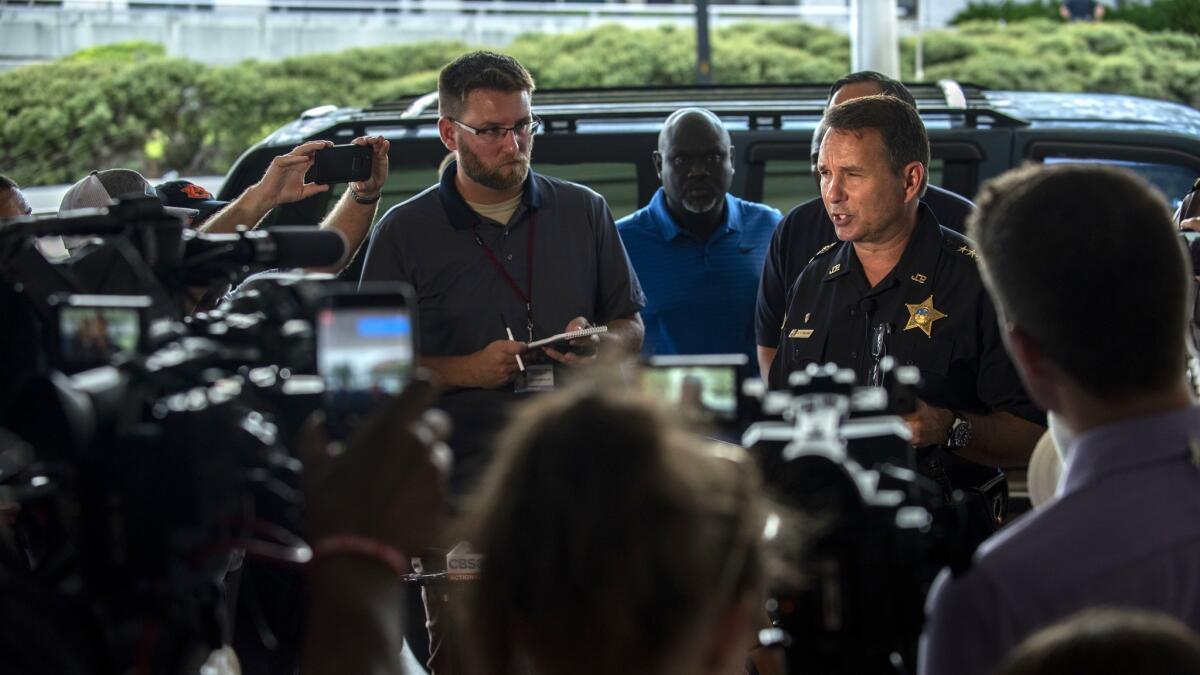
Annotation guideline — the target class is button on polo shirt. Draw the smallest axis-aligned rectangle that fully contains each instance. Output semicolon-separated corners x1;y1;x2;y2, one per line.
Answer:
617;187;781;367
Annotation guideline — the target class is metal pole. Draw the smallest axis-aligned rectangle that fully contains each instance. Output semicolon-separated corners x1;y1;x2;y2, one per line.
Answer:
695;0;712;84
914;0;924;80
851;0;900;78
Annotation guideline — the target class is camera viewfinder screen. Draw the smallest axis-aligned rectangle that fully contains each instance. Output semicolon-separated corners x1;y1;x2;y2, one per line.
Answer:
59;306;141;369
317;307;413;438
641;365;737;422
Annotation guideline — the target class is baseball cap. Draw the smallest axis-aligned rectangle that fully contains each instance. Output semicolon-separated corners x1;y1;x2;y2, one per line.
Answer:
60;169;199;222
156;180;229;228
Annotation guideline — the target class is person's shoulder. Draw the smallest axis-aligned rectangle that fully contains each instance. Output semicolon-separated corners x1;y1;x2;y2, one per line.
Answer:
537;172;606;206
375;184;440;235
731;195;783;222
615;203;657;234
808;240;840;264
925;186;975;233
940;227;982;264
927;184;975;210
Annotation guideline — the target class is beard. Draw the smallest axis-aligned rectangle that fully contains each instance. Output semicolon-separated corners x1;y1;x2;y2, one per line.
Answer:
457;139;531;192
680;191;722;214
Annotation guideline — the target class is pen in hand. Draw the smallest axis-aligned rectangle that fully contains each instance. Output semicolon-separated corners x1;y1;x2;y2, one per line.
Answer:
502;316;525;372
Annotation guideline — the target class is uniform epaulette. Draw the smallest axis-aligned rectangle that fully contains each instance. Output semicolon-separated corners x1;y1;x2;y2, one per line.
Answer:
947;240;980;262
807;241;838;265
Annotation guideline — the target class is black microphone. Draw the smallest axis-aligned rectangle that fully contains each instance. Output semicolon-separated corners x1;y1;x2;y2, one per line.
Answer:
181;227;346;283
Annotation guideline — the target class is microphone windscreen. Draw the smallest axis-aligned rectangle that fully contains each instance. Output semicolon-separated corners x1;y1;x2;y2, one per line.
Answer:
266;227;346;269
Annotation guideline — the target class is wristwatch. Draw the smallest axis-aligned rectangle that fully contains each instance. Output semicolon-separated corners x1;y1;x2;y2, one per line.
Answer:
947;414;973;450
349;186;381;204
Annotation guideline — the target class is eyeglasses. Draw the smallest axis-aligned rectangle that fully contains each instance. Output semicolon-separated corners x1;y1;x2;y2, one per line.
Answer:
448;116;541;143
868;322;893;388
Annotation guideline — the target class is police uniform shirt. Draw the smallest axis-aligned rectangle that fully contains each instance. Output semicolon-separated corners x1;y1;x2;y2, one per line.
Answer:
769;204;1041;426
756;186;974;352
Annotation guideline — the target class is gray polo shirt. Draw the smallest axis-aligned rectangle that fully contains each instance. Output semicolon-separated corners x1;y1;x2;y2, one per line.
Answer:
360;161;645;360
920;404;1200;675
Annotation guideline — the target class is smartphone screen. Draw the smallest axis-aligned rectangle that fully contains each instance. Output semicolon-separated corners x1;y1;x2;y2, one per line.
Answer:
640;354;748;424
317;303;414;439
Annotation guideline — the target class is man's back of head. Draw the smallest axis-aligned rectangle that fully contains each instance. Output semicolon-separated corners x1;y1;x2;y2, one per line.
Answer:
437;51;536;118
0;175;31;219
995;608;1200;675
828;71;917;108
970;164;1188;401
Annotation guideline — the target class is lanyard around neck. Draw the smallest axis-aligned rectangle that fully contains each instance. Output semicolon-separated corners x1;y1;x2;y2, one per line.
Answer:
474;212;537;341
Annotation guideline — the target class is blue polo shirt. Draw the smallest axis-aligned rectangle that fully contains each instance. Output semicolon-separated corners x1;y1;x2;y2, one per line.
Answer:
617;188;781;366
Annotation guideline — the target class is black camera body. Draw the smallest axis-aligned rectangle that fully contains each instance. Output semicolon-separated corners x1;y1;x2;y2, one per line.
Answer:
745;363;976;675
0;198;351;673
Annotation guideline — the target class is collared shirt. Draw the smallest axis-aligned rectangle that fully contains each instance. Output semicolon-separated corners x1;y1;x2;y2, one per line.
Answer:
617;187;781;366
756;185;974;350
360;161;646;359
920;405;1200;675
768;204;1039;426
359;162;646;492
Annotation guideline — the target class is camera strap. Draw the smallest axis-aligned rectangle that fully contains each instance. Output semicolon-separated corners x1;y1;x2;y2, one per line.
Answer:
474;212;537;342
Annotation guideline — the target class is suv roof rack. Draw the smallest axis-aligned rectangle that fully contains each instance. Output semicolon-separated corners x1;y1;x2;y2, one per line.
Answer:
303;82;1027;141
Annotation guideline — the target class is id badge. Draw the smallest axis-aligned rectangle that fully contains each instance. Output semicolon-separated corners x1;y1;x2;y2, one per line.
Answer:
514;364;555;393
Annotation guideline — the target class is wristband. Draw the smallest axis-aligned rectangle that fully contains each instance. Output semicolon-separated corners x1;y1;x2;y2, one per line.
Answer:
312;535;409;578
349;186;381;205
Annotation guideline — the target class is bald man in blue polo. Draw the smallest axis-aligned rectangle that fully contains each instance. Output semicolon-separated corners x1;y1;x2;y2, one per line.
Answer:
617;108;781;372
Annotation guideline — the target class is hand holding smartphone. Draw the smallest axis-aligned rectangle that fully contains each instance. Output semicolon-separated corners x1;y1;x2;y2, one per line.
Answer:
317;283;417;440
305;144;373;185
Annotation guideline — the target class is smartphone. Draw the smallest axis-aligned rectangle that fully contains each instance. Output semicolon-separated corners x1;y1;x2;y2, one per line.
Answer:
316;283;417;440
640;354;749;424
51;294;152;373
306;144;373;185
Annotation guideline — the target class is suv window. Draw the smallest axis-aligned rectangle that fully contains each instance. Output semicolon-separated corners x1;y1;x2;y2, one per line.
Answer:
533;162;640;220
1042;157;1198;212
324;160;641;224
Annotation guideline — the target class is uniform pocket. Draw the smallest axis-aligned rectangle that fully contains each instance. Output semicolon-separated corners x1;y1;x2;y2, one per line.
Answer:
908;336;954;375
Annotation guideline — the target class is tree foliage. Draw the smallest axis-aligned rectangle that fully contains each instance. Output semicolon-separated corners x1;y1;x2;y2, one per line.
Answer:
2;18;1198;187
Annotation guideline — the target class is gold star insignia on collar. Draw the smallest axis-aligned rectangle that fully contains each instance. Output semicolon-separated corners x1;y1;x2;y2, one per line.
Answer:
905;295;947;338
957;245;979;260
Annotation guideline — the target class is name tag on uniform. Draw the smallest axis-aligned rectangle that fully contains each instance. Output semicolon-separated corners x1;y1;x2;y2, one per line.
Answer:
515;363;555;392
789;329;814;339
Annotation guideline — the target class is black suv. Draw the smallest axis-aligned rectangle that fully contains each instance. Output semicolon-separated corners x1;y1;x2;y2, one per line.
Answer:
218;81;1200;280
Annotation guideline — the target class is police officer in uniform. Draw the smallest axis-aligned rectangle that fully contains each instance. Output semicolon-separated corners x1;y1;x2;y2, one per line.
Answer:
770;95;1044;471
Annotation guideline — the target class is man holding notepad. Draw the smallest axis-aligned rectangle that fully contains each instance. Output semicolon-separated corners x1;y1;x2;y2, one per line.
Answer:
359;51;645;491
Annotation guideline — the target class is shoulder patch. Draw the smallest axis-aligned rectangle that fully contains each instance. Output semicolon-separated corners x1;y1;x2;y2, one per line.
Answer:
807;241;838;265
950;243;980;261
942;229;981;262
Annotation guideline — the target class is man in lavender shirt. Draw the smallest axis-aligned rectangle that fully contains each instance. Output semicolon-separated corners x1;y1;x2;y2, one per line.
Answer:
919;163;1200;675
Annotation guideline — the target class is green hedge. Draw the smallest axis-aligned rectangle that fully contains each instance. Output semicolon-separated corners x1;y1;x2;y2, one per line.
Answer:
2;19;1198;187
951;0;1200;36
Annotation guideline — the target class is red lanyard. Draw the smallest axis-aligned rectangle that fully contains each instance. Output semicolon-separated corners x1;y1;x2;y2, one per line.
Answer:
474;212;536;341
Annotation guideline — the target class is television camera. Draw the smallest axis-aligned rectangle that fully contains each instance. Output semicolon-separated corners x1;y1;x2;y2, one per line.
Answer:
0;197;353;674
744;362;983;675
